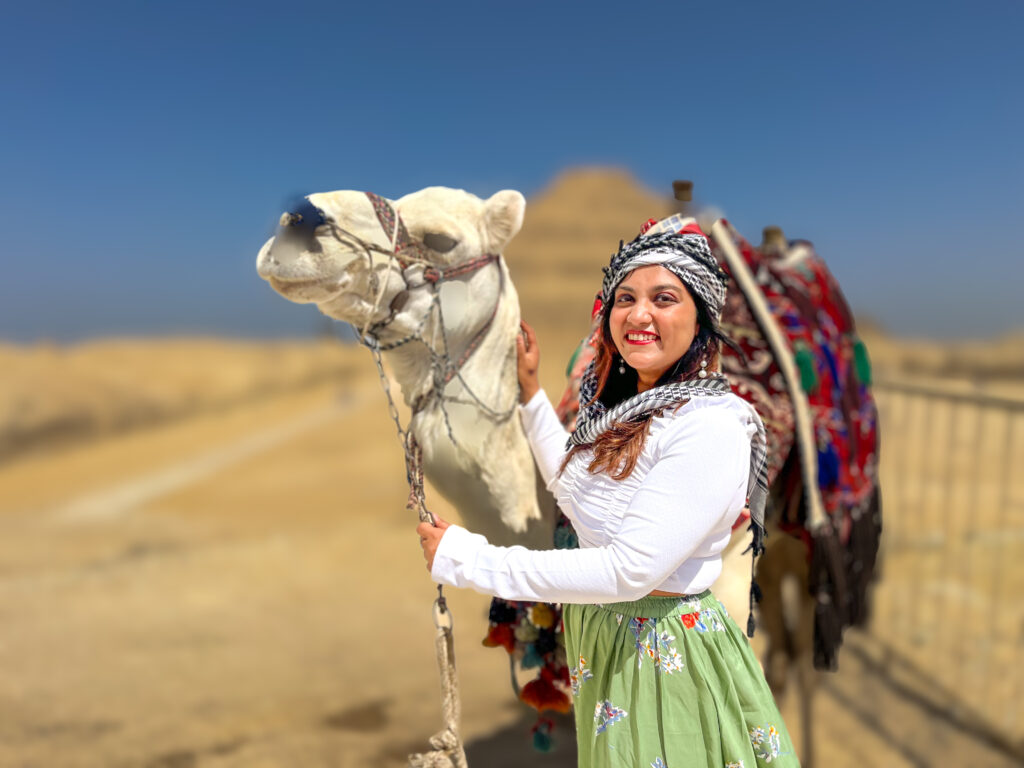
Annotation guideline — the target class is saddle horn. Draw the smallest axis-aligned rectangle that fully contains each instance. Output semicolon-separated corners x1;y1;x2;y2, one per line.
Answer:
672;179;693;202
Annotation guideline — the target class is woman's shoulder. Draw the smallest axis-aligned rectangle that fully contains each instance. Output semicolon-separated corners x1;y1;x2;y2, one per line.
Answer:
677;391;754;418
649;393;756;450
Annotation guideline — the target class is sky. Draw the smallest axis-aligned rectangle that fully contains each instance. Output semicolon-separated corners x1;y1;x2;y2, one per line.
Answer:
1;0;1021;342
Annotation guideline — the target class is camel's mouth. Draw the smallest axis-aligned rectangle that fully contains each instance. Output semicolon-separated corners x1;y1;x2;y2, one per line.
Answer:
267;274;348;303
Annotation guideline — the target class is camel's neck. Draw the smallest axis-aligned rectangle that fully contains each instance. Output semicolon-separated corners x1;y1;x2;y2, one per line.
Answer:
384;341;438;408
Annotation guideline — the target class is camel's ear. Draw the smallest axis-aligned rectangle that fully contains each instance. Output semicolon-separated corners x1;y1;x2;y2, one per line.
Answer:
484;190;526;253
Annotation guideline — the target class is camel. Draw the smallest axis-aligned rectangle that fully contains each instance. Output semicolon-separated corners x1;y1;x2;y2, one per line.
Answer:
255;186;554;548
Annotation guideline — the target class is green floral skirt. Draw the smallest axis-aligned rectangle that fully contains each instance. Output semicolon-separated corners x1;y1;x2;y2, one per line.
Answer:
563;591;799;767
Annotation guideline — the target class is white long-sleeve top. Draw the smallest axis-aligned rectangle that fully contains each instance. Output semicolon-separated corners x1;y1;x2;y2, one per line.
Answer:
430;388;756;603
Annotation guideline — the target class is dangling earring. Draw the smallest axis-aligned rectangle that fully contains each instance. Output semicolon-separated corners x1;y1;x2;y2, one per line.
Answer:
618;357;626;375
698;358;708;378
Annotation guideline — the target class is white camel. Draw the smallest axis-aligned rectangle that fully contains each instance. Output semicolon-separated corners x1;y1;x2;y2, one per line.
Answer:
256;186;554;548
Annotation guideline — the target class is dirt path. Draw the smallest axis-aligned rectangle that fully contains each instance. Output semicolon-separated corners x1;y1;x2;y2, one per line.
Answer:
0;381;1017;767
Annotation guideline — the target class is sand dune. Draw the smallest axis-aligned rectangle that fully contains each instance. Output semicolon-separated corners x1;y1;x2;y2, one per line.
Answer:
0;338;359;462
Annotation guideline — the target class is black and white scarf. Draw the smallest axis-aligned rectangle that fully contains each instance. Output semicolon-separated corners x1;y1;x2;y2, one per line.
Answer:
601;231;728;325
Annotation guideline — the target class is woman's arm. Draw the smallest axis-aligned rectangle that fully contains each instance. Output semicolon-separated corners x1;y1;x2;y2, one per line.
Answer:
424;407;751;603
515;321;570;485
518;389;570;487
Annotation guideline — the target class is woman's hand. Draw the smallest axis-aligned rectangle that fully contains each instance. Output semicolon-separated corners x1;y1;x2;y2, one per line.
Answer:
417;514;451;572
516;320;541;404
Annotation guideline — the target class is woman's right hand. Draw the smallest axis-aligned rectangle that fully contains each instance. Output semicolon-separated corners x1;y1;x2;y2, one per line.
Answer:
516;320;541;404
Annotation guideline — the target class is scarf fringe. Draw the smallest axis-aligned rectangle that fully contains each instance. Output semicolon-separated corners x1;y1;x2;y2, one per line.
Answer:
744;521;766;638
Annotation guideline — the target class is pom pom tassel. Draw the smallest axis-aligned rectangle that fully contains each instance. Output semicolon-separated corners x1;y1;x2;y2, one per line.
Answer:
482;623;516;654
519;677;572;714
531;718;555;753
853;338;872;386
521;644;545;669
794;342;818;394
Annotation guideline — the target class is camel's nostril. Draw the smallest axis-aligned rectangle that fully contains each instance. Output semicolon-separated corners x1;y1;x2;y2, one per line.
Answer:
272;197;327;253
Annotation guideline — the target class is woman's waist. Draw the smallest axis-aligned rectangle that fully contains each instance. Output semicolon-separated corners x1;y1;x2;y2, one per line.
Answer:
592;590;715;619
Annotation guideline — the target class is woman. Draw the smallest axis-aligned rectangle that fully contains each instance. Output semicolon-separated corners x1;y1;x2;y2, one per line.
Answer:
417;221;798;767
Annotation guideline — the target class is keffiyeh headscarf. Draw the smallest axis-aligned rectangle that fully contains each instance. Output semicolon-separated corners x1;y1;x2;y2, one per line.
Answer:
569;217;770;634
599;218;728;326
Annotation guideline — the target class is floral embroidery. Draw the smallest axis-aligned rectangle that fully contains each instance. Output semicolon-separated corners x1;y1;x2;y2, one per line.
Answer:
615;613;624;626
749;724;782;762
629;618;684;673
701;609;725;632
628;617;650;663
679;597;703;613
569;655;594;696
651;758;668;768
644;631;685;673
725;762;745;768
628;616;650;634
594;700;628;734
680;608;725;633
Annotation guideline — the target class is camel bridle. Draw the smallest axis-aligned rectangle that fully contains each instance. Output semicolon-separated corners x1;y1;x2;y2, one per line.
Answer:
340;191;518;444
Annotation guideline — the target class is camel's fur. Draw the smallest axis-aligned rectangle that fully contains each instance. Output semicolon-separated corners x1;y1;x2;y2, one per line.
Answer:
257;187;552;547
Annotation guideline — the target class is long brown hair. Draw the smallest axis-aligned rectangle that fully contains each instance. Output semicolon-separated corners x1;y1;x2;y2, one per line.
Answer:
561;285;736;481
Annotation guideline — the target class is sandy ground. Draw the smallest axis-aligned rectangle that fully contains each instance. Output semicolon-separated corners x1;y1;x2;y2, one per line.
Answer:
1;362;1022;767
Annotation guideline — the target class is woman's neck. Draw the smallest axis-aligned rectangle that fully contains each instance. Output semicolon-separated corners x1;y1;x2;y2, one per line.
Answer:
636;374;657;393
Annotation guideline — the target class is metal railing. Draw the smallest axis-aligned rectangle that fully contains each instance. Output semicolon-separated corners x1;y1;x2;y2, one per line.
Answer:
863;376;1023;760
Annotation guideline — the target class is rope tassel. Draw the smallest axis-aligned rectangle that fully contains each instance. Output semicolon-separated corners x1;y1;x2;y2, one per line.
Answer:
408;602;468;768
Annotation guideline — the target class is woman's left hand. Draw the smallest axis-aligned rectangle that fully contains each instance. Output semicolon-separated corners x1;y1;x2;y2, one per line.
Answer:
417;514;451;572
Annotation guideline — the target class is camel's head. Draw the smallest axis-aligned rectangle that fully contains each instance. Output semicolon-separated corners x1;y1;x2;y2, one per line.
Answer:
256;186;526;335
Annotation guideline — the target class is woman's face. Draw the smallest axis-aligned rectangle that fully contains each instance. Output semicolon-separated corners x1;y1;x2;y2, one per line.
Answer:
609;265;698;390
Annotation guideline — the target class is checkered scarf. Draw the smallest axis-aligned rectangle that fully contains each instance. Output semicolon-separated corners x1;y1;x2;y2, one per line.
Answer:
569;372;769;555
600;230;728;325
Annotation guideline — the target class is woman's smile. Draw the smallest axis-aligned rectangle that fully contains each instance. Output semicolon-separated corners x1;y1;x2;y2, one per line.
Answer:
624;331;660;345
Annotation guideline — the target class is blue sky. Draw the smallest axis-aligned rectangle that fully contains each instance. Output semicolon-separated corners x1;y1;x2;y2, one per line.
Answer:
1;0;1021;341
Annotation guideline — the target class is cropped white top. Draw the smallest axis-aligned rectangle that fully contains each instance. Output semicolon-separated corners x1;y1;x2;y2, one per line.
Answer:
430;388;756;603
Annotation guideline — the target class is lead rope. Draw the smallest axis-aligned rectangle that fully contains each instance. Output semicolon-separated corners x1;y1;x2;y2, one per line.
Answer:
368;345;469;768
358;211;403;341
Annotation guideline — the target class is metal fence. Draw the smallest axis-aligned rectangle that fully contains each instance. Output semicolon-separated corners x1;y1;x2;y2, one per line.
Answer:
855;378;1024;762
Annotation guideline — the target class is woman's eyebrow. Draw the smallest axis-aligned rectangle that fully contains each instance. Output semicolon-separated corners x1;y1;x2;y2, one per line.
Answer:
616;284;681;294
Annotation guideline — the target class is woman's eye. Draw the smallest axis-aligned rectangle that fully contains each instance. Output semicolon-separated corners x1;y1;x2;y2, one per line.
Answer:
656;294;677;303
615;294;633;303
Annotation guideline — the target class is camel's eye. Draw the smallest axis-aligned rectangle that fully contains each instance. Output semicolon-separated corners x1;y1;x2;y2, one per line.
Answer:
423;233;458;253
